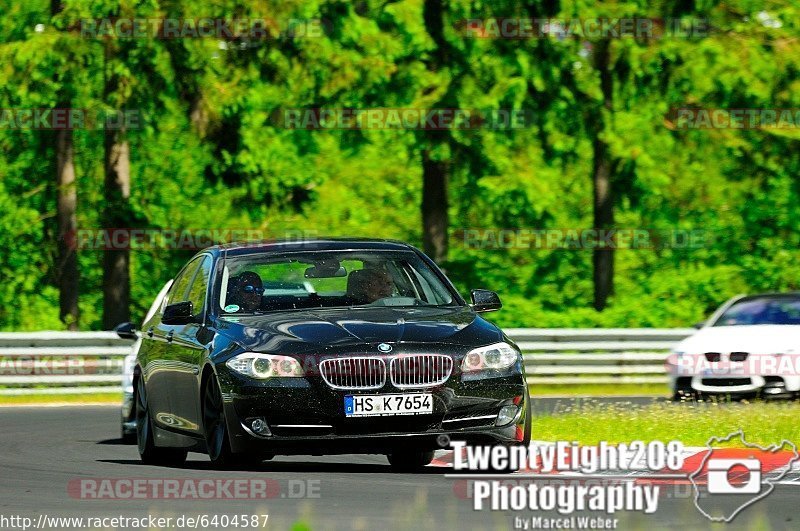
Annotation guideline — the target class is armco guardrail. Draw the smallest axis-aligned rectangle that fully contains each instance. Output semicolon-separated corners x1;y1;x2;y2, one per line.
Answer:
506;328;695;385
0;332;133;395
0;328;695;394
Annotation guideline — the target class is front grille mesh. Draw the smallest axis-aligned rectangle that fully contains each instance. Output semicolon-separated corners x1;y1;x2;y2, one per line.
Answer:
319;357;386;390
701;377;752;387
390;354;453;388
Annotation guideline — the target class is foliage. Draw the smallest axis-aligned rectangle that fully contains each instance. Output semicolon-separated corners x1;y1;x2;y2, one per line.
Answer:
0;1;799;330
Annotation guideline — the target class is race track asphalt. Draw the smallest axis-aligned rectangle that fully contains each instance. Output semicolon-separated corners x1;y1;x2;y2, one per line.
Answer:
0;400;795;531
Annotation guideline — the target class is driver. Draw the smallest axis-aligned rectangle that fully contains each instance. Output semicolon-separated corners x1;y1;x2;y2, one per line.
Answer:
348;268;394;304
233;271;264;312
364;269;393;302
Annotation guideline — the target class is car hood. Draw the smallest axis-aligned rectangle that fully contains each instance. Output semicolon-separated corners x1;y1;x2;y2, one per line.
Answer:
675;325;800;354
213;306;504;353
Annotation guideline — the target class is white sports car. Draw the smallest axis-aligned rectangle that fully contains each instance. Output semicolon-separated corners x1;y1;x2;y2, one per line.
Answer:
117;280;173;441
667;293;800;399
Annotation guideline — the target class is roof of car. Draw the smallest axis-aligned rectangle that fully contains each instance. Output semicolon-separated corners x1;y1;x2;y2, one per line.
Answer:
210;238;418;256
736;292;800;300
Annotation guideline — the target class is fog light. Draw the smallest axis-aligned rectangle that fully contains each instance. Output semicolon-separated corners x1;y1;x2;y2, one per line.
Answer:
250;418;271;436
496;405;518;427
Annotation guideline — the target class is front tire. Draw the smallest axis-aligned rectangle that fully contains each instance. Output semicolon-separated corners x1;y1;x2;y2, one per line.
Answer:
521;388;532;446
387;450;435;472
135;377;187;466
203;375;253;469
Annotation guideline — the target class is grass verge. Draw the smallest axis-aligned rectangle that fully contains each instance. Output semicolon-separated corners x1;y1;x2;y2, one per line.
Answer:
0;393;121;405
534;399;800;447
530;383;668;397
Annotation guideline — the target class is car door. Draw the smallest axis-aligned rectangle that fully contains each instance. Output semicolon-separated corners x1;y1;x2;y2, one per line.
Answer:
141;257;202;430
169;254;214;434
122;279;173;420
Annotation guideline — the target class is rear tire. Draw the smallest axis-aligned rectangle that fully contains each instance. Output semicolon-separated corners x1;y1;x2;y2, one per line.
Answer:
135;377;188;466
121;426;136;444
387;450;435;472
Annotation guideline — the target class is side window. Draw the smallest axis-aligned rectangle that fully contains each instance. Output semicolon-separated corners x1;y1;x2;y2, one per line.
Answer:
186;255;213;316
165;258;202;307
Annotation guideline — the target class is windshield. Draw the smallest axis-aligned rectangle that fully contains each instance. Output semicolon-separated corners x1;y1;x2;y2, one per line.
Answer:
713;296;800;326
218;250;456;314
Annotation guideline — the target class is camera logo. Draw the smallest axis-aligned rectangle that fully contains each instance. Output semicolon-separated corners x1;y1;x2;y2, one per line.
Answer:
690;430;799;522
707;458;761;494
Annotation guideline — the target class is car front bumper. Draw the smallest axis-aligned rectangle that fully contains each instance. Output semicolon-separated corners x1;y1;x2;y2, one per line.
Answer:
671;374;800;396
218;370;528;455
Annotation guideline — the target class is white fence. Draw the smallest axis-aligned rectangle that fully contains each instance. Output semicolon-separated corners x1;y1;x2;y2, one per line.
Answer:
0;329;695;394
0;332;132;395
508;328;694;385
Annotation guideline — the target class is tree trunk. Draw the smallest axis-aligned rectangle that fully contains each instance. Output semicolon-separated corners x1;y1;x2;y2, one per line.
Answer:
102;127;131;329
592;138;614;311
421;149;449;263
52;0;79;329
420;0;450;264
592;39;614;311
55;128;79;329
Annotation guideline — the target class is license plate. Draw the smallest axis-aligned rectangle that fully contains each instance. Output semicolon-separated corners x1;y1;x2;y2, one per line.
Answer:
344;393;433;417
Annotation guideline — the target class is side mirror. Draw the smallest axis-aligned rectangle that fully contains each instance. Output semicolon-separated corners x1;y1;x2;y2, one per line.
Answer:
693;321;705;329
162;301;196;325
470;289;502;313
113;321;137;340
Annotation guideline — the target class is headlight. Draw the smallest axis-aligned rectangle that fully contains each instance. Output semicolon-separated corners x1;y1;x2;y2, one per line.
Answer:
461;342;519;372
225;353;304;378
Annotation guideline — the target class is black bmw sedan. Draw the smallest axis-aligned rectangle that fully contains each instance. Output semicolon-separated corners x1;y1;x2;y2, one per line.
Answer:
135;239;531;470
